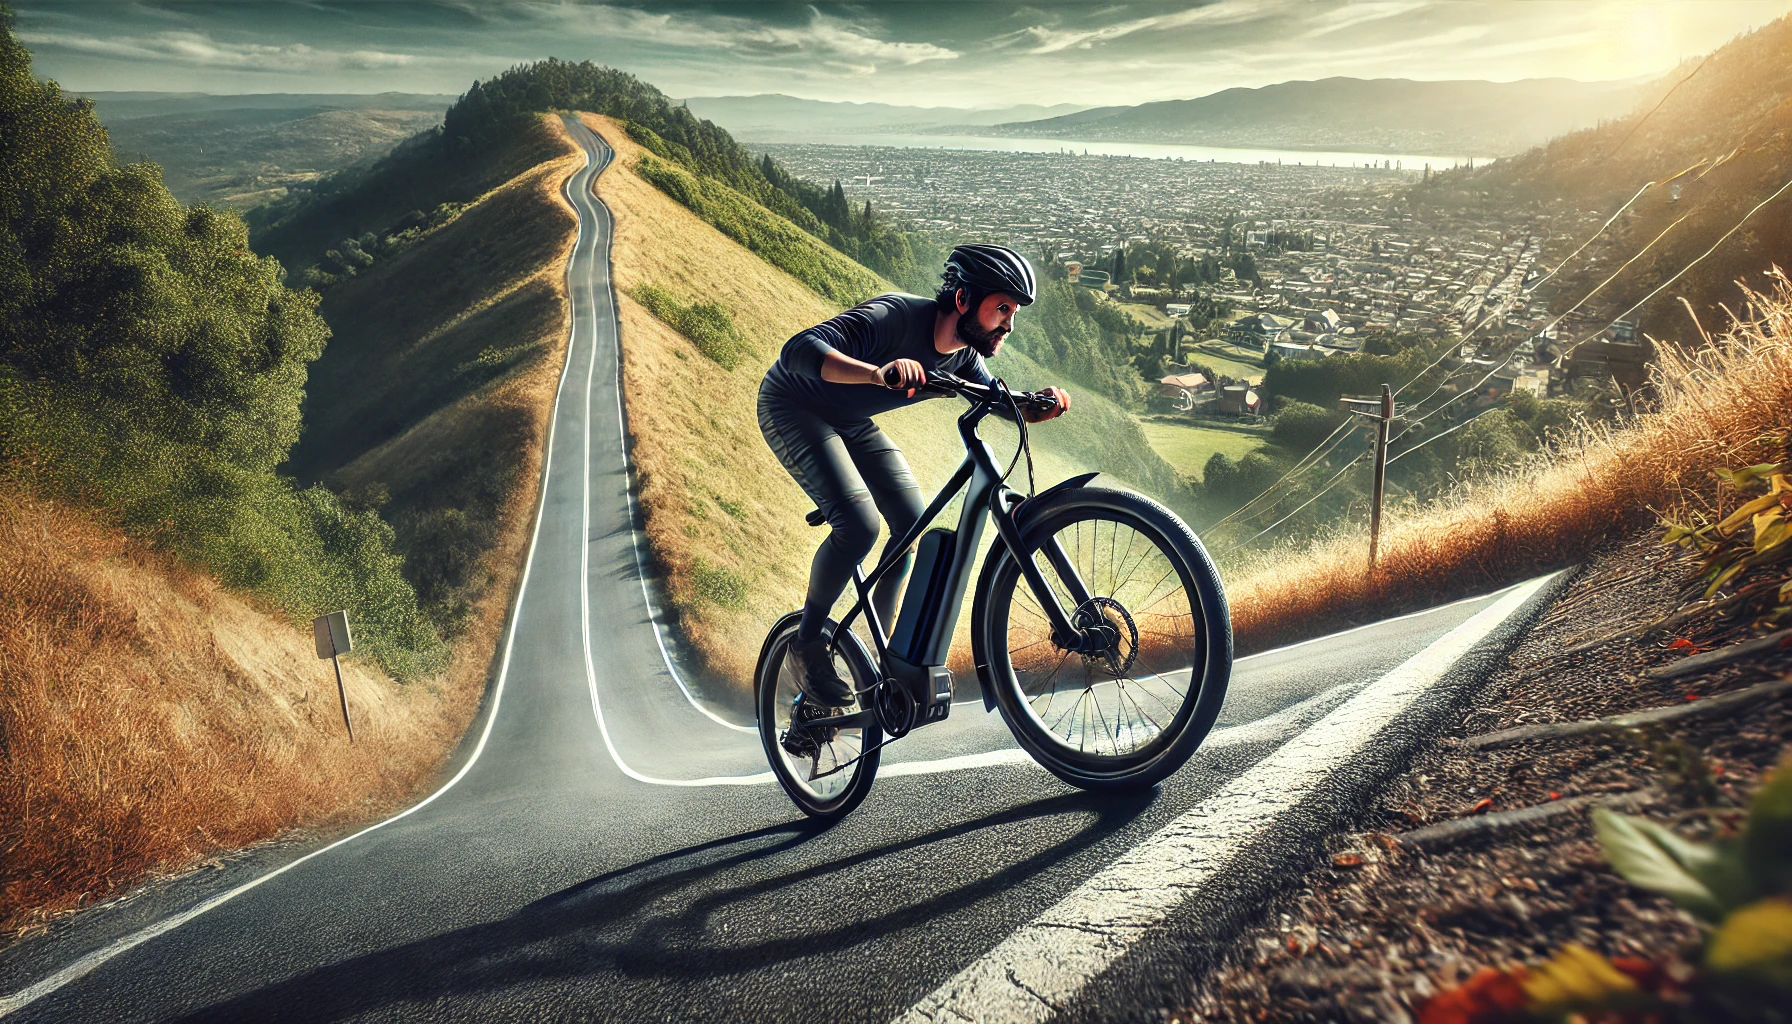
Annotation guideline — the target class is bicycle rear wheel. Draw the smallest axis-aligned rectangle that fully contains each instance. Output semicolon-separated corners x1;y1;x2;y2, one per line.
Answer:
975;487;1230;792
755;614;882;819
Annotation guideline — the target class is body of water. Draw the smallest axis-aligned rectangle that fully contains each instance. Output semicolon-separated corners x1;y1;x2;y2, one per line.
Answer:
742;131;1493;171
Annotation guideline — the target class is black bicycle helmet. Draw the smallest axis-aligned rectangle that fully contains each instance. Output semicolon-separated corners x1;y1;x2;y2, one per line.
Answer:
942;243;1036;306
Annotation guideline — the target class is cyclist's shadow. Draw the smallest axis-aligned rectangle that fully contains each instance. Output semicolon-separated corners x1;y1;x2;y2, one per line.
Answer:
161;789;1156;1022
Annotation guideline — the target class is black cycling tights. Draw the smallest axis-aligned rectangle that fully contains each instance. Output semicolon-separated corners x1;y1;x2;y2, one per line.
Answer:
759;396;924;643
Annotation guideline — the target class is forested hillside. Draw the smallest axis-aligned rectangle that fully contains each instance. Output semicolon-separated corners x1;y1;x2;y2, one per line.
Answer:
0;7;497;933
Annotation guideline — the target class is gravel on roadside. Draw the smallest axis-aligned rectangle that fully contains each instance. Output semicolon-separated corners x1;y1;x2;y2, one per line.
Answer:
1166;531;1792;1023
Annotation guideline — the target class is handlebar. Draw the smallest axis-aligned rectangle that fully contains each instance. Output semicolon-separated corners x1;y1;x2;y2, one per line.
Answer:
885;367;1058;417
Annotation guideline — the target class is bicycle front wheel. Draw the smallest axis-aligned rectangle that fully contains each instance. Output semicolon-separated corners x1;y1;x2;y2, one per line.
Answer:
976;487;1230;792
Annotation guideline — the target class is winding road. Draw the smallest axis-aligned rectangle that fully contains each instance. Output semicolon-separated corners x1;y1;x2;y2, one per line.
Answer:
0;117;1557;1024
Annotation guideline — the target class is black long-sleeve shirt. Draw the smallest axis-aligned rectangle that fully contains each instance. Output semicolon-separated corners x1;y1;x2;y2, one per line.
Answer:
761;293;996;426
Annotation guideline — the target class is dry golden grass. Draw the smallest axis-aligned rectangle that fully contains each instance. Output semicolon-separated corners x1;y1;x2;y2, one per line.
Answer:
1227;278;1792;655
0;485;478;936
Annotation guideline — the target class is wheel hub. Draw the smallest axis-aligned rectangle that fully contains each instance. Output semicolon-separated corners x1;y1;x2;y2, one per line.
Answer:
1070;596;1138;677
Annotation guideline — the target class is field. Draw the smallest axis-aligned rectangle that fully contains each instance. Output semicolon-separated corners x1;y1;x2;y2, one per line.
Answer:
1140;420;1269;480
94;101;448;209
1117;302;1174;328
1184;338;1265;383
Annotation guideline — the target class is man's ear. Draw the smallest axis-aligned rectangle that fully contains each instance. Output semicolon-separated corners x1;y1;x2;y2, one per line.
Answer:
955;288;970;315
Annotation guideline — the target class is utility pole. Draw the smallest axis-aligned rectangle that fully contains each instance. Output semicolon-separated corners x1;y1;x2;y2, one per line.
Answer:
1369;383;1393;572
1341;384;1397;573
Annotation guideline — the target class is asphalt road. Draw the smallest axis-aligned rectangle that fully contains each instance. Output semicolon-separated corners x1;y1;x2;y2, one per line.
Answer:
0;117;1534;1024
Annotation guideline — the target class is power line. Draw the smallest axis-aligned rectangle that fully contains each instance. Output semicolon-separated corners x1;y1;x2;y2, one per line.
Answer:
1556;170;1792;364
1215;449;1370;559
1386;406;1499;465
1607;52;1715;159
1395;207;1692;420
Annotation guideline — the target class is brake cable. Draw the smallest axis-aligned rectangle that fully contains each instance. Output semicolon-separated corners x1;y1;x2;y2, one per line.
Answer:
993;378;1037;498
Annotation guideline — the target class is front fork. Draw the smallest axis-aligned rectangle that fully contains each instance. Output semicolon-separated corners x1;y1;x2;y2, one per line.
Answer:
988;487;1096;651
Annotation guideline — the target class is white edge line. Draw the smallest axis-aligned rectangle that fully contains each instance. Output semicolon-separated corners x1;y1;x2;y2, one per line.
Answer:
0;140;601;1022
1234;582;1518;663
895;573;1554;1024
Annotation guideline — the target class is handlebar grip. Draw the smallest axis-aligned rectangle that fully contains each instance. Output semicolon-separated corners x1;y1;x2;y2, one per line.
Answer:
882;365;903;388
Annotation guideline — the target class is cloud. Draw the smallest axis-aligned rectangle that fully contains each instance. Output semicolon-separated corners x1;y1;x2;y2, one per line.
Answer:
18;29;416;71
1000;1;1278;55
1301;1;1434;39
543;4;957;73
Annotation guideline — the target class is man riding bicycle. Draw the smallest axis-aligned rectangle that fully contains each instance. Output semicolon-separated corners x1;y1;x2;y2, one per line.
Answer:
758;243;1070;708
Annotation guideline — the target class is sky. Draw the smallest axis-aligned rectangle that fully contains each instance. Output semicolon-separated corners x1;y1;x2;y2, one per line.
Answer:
14;1;1792;108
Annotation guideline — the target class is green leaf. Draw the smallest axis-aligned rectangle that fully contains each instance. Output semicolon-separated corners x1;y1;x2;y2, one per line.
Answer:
1594;808;1729;921
1704;898;1792;990
1744;756;1792;899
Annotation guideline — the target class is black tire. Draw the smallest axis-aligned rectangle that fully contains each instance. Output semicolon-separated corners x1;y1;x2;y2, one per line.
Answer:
755;613;882;819
973;487;1231;792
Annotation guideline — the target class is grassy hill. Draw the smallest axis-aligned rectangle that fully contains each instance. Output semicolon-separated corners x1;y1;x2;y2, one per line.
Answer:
586;115;1184;687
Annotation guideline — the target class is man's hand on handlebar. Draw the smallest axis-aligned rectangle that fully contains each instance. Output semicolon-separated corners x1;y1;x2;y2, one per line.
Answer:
877;359;926;397
1023;386;1070;423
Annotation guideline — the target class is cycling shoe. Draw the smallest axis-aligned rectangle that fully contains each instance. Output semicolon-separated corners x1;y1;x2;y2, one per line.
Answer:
790;637;855;707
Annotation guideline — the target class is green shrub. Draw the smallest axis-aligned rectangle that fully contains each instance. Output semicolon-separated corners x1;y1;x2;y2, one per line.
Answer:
690;557;747;609
1270;401;1349;451
628;283;752;370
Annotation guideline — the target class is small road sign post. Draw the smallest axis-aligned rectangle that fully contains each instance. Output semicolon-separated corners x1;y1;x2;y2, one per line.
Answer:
312;610;355;742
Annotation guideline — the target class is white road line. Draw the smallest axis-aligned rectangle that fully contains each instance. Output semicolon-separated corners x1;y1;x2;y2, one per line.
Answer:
0;153;604;1023
896;573;1554;1024
1233;586;1500;663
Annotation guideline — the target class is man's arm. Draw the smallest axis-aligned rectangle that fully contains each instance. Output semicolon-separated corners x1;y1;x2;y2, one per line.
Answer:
777;298;924;392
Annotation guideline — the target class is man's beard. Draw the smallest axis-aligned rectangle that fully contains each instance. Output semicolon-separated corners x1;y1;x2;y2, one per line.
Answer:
956;315;1007;359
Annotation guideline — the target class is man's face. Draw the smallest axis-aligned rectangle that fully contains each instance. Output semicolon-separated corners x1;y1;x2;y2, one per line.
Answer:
956;290;1021;359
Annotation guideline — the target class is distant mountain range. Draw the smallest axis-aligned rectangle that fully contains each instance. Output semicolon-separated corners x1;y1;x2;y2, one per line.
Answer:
79;91;454;121
990;78;1646;156
680;94;1087;137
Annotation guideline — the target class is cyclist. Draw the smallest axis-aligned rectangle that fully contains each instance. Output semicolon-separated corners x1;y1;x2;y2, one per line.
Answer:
758;243;1070;707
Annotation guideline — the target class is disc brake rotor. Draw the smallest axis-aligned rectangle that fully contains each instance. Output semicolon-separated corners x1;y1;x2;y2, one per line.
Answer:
1072;596;1139;677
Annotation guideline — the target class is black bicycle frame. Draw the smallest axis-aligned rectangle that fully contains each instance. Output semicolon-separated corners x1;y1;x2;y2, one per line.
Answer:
829;394;1096;727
